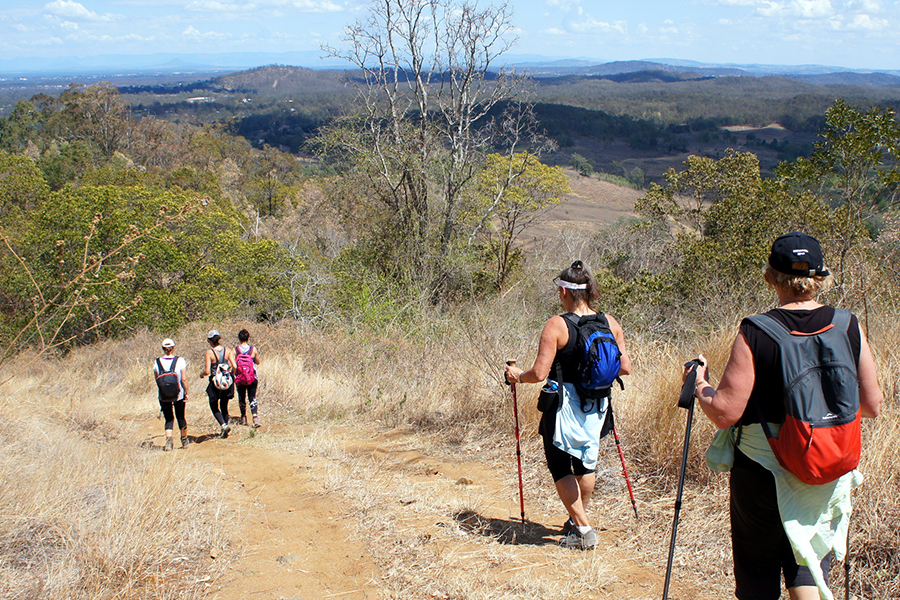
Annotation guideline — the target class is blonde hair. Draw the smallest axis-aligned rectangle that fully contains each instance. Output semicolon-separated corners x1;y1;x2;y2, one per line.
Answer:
763;263;833;298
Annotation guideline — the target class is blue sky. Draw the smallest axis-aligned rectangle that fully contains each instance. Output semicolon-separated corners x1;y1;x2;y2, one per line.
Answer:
2;0;898;70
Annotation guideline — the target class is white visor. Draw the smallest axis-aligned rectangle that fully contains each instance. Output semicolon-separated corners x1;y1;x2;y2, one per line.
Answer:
554;278;587;290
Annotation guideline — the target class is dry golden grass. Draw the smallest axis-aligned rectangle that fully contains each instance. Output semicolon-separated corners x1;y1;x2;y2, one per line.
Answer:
0;339;232;600
1;283;897;599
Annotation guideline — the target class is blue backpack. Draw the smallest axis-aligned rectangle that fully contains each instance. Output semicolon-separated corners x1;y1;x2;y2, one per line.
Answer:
563;312;623;403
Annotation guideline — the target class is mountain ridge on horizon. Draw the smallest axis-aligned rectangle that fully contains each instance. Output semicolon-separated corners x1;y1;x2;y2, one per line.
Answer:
2;51;899;80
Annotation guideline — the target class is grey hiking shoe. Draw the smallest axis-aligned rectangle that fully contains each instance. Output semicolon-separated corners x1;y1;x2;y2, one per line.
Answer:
181;436;190;449
561;518;575;536
164;438;173;452
558;528;598;550
221;423;231;439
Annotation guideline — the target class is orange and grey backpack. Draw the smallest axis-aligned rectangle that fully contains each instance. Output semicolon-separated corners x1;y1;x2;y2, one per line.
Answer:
747;309;861;485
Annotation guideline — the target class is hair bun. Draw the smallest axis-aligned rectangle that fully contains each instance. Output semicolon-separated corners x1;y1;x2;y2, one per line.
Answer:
570;260;584;270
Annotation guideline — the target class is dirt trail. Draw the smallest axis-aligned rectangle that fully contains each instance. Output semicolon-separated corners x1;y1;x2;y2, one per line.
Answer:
136;413;700;600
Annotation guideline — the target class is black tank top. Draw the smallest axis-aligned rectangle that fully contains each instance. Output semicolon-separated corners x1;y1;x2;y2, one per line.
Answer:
551;313;583;383
739;305;861;425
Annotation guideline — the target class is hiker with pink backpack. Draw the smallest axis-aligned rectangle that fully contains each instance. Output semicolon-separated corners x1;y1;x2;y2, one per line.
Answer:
234;329;261;427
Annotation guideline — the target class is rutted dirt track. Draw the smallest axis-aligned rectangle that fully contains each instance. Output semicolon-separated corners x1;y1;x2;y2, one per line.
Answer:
135;414;700;600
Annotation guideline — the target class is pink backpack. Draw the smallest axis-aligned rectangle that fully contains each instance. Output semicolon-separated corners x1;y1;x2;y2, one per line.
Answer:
234;346;256;386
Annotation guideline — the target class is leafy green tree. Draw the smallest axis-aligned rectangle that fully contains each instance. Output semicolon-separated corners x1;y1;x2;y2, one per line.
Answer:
469;152;570;291
570;153;594;177
627;149;830;327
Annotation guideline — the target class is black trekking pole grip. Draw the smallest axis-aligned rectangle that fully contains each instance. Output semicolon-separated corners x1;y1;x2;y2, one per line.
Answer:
504;359;516;386
678;359;703;409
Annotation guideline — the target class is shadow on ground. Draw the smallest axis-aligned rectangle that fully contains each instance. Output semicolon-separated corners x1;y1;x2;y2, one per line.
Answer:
453;510;560;546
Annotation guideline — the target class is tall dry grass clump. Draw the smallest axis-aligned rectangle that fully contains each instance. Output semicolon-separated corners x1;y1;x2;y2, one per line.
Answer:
0;339;231;600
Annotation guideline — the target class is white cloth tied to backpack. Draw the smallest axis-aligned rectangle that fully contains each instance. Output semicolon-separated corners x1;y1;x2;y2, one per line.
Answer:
707;423;860;600
552;382;608;470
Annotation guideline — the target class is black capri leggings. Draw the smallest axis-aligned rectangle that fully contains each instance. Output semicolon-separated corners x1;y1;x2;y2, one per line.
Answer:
159;400;187;431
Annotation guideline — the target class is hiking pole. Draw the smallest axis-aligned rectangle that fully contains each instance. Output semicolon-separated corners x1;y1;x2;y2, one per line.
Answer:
662;358;703;600
505;360;526;526
608;403;639;519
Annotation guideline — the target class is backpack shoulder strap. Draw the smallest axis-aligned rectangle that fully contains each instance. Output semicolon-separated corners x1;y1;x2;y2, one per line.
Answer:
156;358;163;374
746;313;790;342
832;308;852;332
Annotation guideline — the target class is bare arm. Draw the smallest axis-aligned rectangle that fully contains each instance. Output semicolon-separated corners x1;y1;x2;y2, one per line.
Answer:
857;325;882;418
690;333;756;429
251;346;260;365
179;358;190;401
505;315;568;384
226;348;237;371
200;349;213;378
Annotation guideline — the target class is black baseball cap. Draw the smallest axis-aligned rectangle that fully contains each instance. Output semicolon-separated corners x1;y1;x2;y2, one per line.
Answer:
768;232;830;277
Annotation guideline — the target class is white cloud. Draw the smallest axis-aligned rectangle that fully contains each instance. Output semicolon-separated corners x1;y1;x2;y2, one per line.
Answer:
43;0;113;22
186;0;342;13
850;0;881;11
570;17;627;35
182;25;228;40
60;20;79;30
544;27;566;35
846;13;889;28
795;0;833;18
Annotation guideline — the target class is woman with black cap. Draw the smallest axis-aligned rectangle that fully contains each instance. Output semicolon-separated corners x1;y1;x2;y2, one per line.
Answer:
200;329;237;438
686;232;882;600
505;261;631;550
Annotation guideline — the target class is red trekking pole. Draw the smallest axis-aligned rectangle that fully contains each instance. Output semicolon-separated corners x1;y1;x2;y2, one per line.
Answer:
506;360;526;525
609;403;639;519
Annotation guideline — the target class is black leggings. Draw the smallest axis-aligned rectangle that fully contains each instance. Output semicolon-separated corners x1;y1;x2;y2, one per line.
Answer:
731;448;832;599
159;400;187;431
237;380;259;416
206;382;233;426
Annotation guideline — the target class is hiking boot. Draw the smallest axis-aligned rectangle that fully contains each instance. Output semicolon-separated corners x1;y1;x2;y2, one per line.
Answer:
221;423;231;439
558;528;598;550
252;416;260;428
181;436;190;449
561;518;575;536
164;438;173;452
240;416;247;426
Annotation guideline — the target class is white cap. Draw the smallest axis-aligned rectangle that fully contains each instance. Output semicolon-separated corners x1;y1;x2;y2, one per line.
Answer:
161;338;175;348
207;329;220;339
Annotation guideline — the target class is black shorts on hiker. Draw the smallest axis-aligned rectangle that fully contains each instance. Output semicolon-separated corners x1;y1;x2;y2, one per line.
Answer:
540;408;593;482
731;448;832;599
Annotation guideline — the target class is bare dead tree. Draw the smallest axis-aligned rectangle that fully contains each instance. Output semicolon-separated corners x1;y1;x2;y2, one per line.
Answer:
321;0;538;287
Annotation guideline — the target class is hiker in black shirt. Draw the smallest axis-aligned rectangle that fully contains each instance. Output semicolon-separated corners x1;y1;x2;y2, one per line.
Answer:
686;233;882;600
505;261;631;550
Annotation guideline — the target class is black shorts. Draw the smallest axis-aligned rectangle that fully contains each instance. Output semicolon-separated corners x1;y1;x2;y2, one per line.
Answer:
730;449;832;600
540;409;594;482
